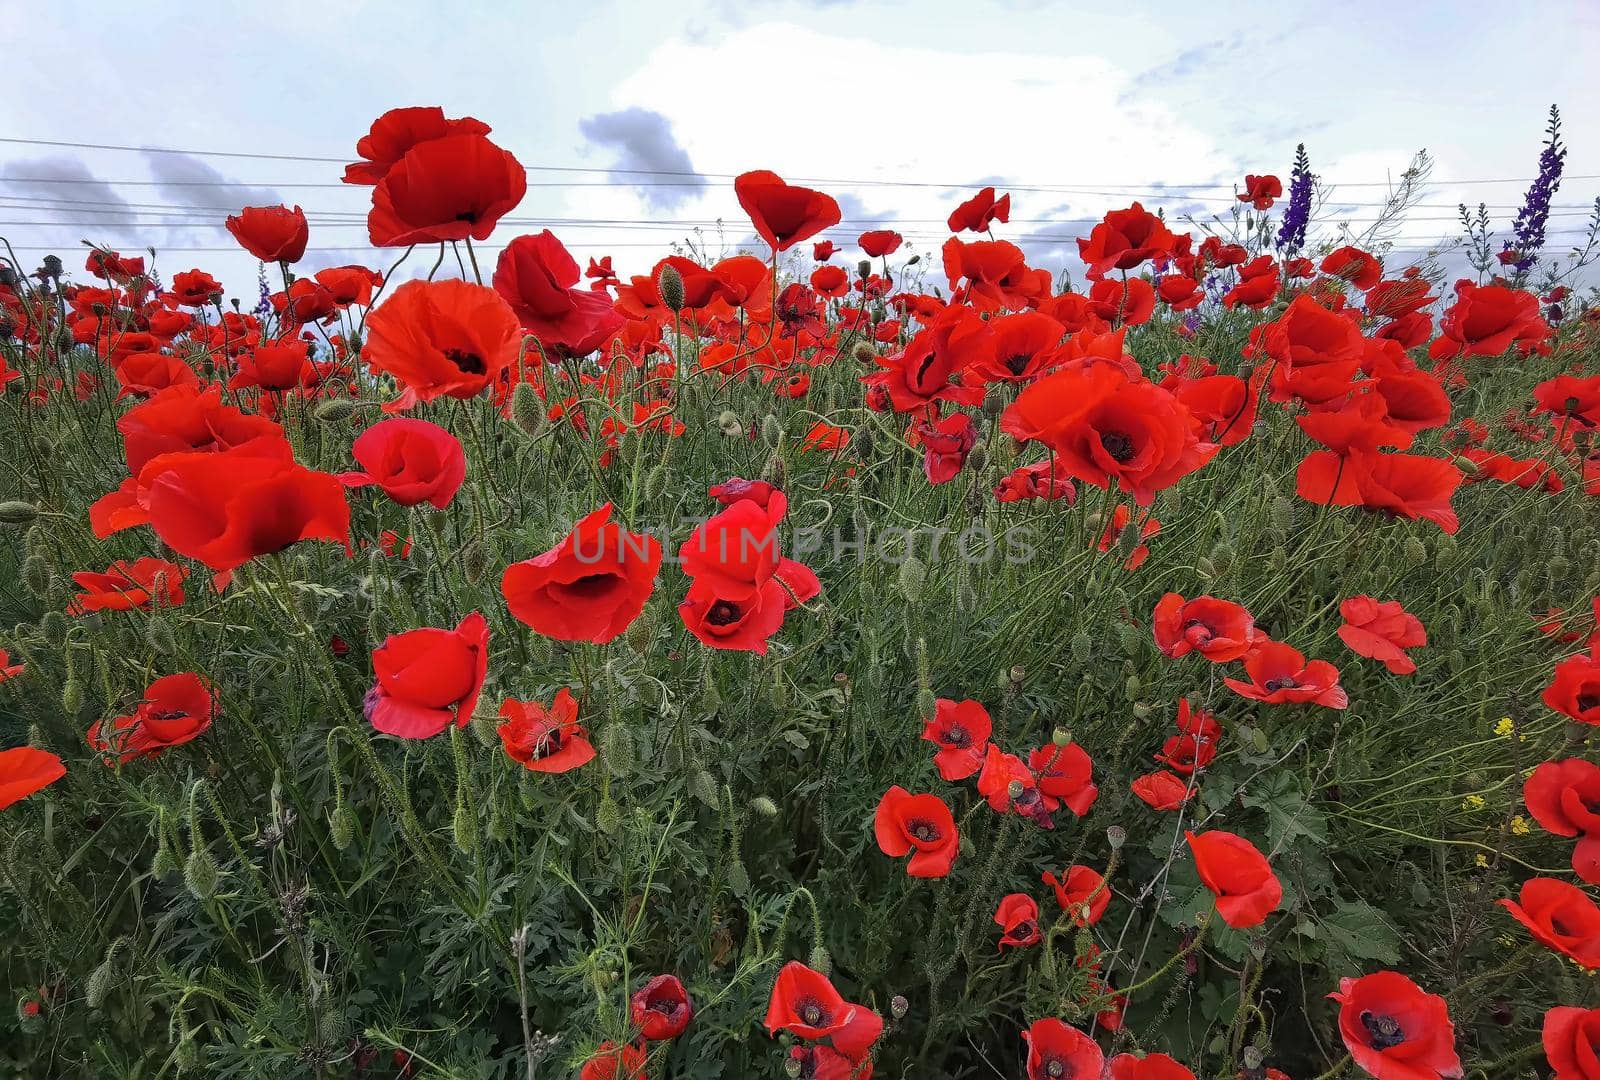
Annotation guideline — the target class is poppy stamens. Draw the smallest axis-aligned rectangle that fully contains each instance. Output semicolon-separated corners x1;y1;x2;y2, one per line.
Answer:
1360;1010;1407;1050
1099;431;1136;463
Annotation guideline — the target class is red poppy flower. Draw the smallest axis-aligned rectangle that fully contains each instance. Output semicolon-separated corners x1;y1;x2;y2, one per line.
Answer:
1022;1018;1105;1080
1296;450;1463;534
941;237;1044;312
874;785;959;878
315;264;384;307
734;170;842;253
1003;363;1217;506
1320;246;1382;291
1185;830;1282;928
1534;373;1600;431
1110;1052;1197;1080
1042;864;1110;926
994;893;1041;950
678;493;793;601
977;744;1044;819
856;230;901;258
1158;274;1204;311
365;612;489;739
1132;770;1192;811
948;186;1011;233
115;383;284;476
921;698;992;780
69;558;186;614
1524;759;1600;883
493;231;625;355
1544;651;1600;726
343;106;492;186
229;340;318;393
340;418;466;509
88;672;216;763
169;269;222;306
0;747;66;811
677;573;809;656
1238;174;1283;210
113;351;200;399
1089;277;1157;327
965;311;1065;384
1029;741;1098;816
1428;280;1550;360
226;204;309;263
0;649;24;684
631;974;693;1040
362;279;522;409
1459;448;1564;492
502;503;661;645
1500;877;1600;968
862;310;988;412
1329;971;1462;1080
764;961;855;1040
708;477;779;509
145;443;351;571
995;461;1078;503
1155;702;1220;776
1338;596;1426;675
809;265;849;298
1225;641;1348;709
368;133;527;247
1095;504;1160;570
497;688;593;773
913;410;977;485
1543;1005;1600;1079
1153;593;1257;662
813;240;838;261
1077;203;1179;277
579;1041;647;1080
1222;264;1280;310
86;249;145;282
1246;295;1365;405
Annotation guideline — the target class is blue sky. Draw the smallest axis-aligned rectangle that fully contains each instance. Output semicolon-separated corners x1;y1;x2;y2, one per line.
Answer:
2;0;1597;297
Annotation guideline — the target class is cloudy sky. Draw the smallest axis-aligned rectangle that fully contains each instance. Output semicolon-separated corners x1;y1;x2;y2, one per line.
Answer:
2;0;1597;297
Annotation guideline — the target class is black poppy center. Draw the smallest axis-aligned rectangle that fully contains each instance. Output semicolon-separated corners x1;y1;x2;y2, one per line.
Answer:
1578;693;1600;712
647;994;679;1016
943;726;970;748
1263;676;1298;692
707;600;742;627
1004;353;1031;375
151;709;188;721
444;348;485;375
799;998;826;1027
1100;431;1136;464
1044;1059;1073;1079
1360;1011;1406;1050
908;819;940;843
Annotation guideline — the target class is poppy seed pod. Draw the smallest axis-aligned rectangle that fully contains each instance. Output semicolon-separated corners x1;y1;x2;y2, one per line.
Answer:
852;341;877;365
857;259;872;279
1106;825;1126;849
657;263;685;313
890;994;909;1019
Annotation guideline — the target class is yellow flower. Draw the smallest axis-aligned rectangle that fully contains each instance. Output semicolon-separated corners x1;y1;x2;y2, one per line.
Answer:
1474;854;1489;868
1511;816;1531;836
1494;717;1515;737
1462;794;1486;812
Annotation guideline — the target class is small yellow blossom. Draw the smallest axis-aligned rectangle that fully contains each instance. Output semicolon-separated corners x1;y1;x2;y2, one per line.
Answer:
1510;815;1531;836
1494;717;1514;737
1462;794;1486;812
1474;854;1489;868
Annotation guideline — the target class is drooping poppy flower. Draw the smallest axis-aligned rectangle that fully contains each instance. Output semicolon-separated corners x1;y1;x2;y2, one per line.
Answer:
368;133;527;247
1238;174;1283;210
1533;373;1600;431
1152;593;1257;662
763;961;855;1041
873;785;959;878
1022;1018;1105;1080
858;229;903;258
1132;770;1192;811
734;170;842;253
1029;741;1098;816
497;688;593;773
502;504;661;645
362;279;522;409
1429;280;1550;360
995;461;1078;504
1337;596;1427;675
948;186;1011;233
1224;641;1348;709
340;417;467;509
1096;504;1160;570
1544;651;1600;726
994;893;1041;950
493;231;625;355
1185;830;1282;929
920;698;993;781
1328;971;1462;1080
1524;759;1600;883
708;477;778;508
225;205;309;263
1296;450;1463;535
343;106;492;186
1002;363;1217;506
1500;877;1600;968
578;1041;647;1080
1110;1052;1197;1080
0;747;66;810
812;240;837;261
145;443;351;571
913;410;977;485
1321;246;1383;291
88;672;216;763
69;558;186;614
631;974;693;1040
1542;1005;1600;1079
1042;864;1110;926
1077;203;1180;278
365;612;490;739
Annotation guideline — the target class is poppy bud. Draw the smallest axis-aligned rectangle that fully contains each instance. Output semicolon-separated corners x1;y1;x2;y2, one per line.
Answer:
852;341;876;365
1242;1047;1264;1070
981;384;1009;418
751;796;779;818
1547;555;1570;590
329;803;356;851
808;945;831;976
1196;556;1217;581
1116;520;1142;558
61;677;83;717
596;794;624;834
1125;675;1142;698
1433;532;1457;561
897;556;926;604
1070;631;1092;664
763;455;786;487
1106;825;1126;849
1269;546;1288;575
0;501;39;525
510;381;548;438
145;617;176;656
184;847;219;901
600;723;634;776
689;769;718;809
657;264;685;312
1116;623;1142;655
761;414;782;445
1404;536;1427;564
313;398;356;425
717;410;744;437
85;940;123;1009
452;801;476;854
152;835;181;879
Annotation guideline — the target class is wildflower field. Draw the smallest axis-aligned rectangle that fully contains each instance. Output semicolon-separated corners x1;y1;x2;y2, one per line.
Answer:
2;103;1600;1080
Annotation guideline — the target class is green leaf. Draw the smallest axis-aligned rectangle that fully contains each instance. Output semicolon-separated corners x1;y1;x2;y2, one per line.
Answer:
1241;771;1326;848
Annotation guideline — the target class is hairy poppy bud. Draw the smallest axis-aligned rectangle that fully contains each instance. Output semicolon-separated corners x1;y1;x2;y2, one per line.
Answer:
763;455;786;487
852;341;876;365
761;414;782;446
61;677;83;717
717;410;744;438
898;556;926;604
184;847;219;901
313;397;356;425
1210;540;1235;572
689;769;718;809
1070;630;1092;664
452;801;476;854
329;804;356;851
1404;536;1427;565
1116;622;1142;655
657;264;685;312
145;617;176;656
1125;675;1142;698
510;381;548;438
596;795;624;834
1196;556;1217;581
1270;498;1296;535
1242;1047;1264;1070
600;723;634;776
807;944;832;976
751;796;779;818
0;501;39;525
